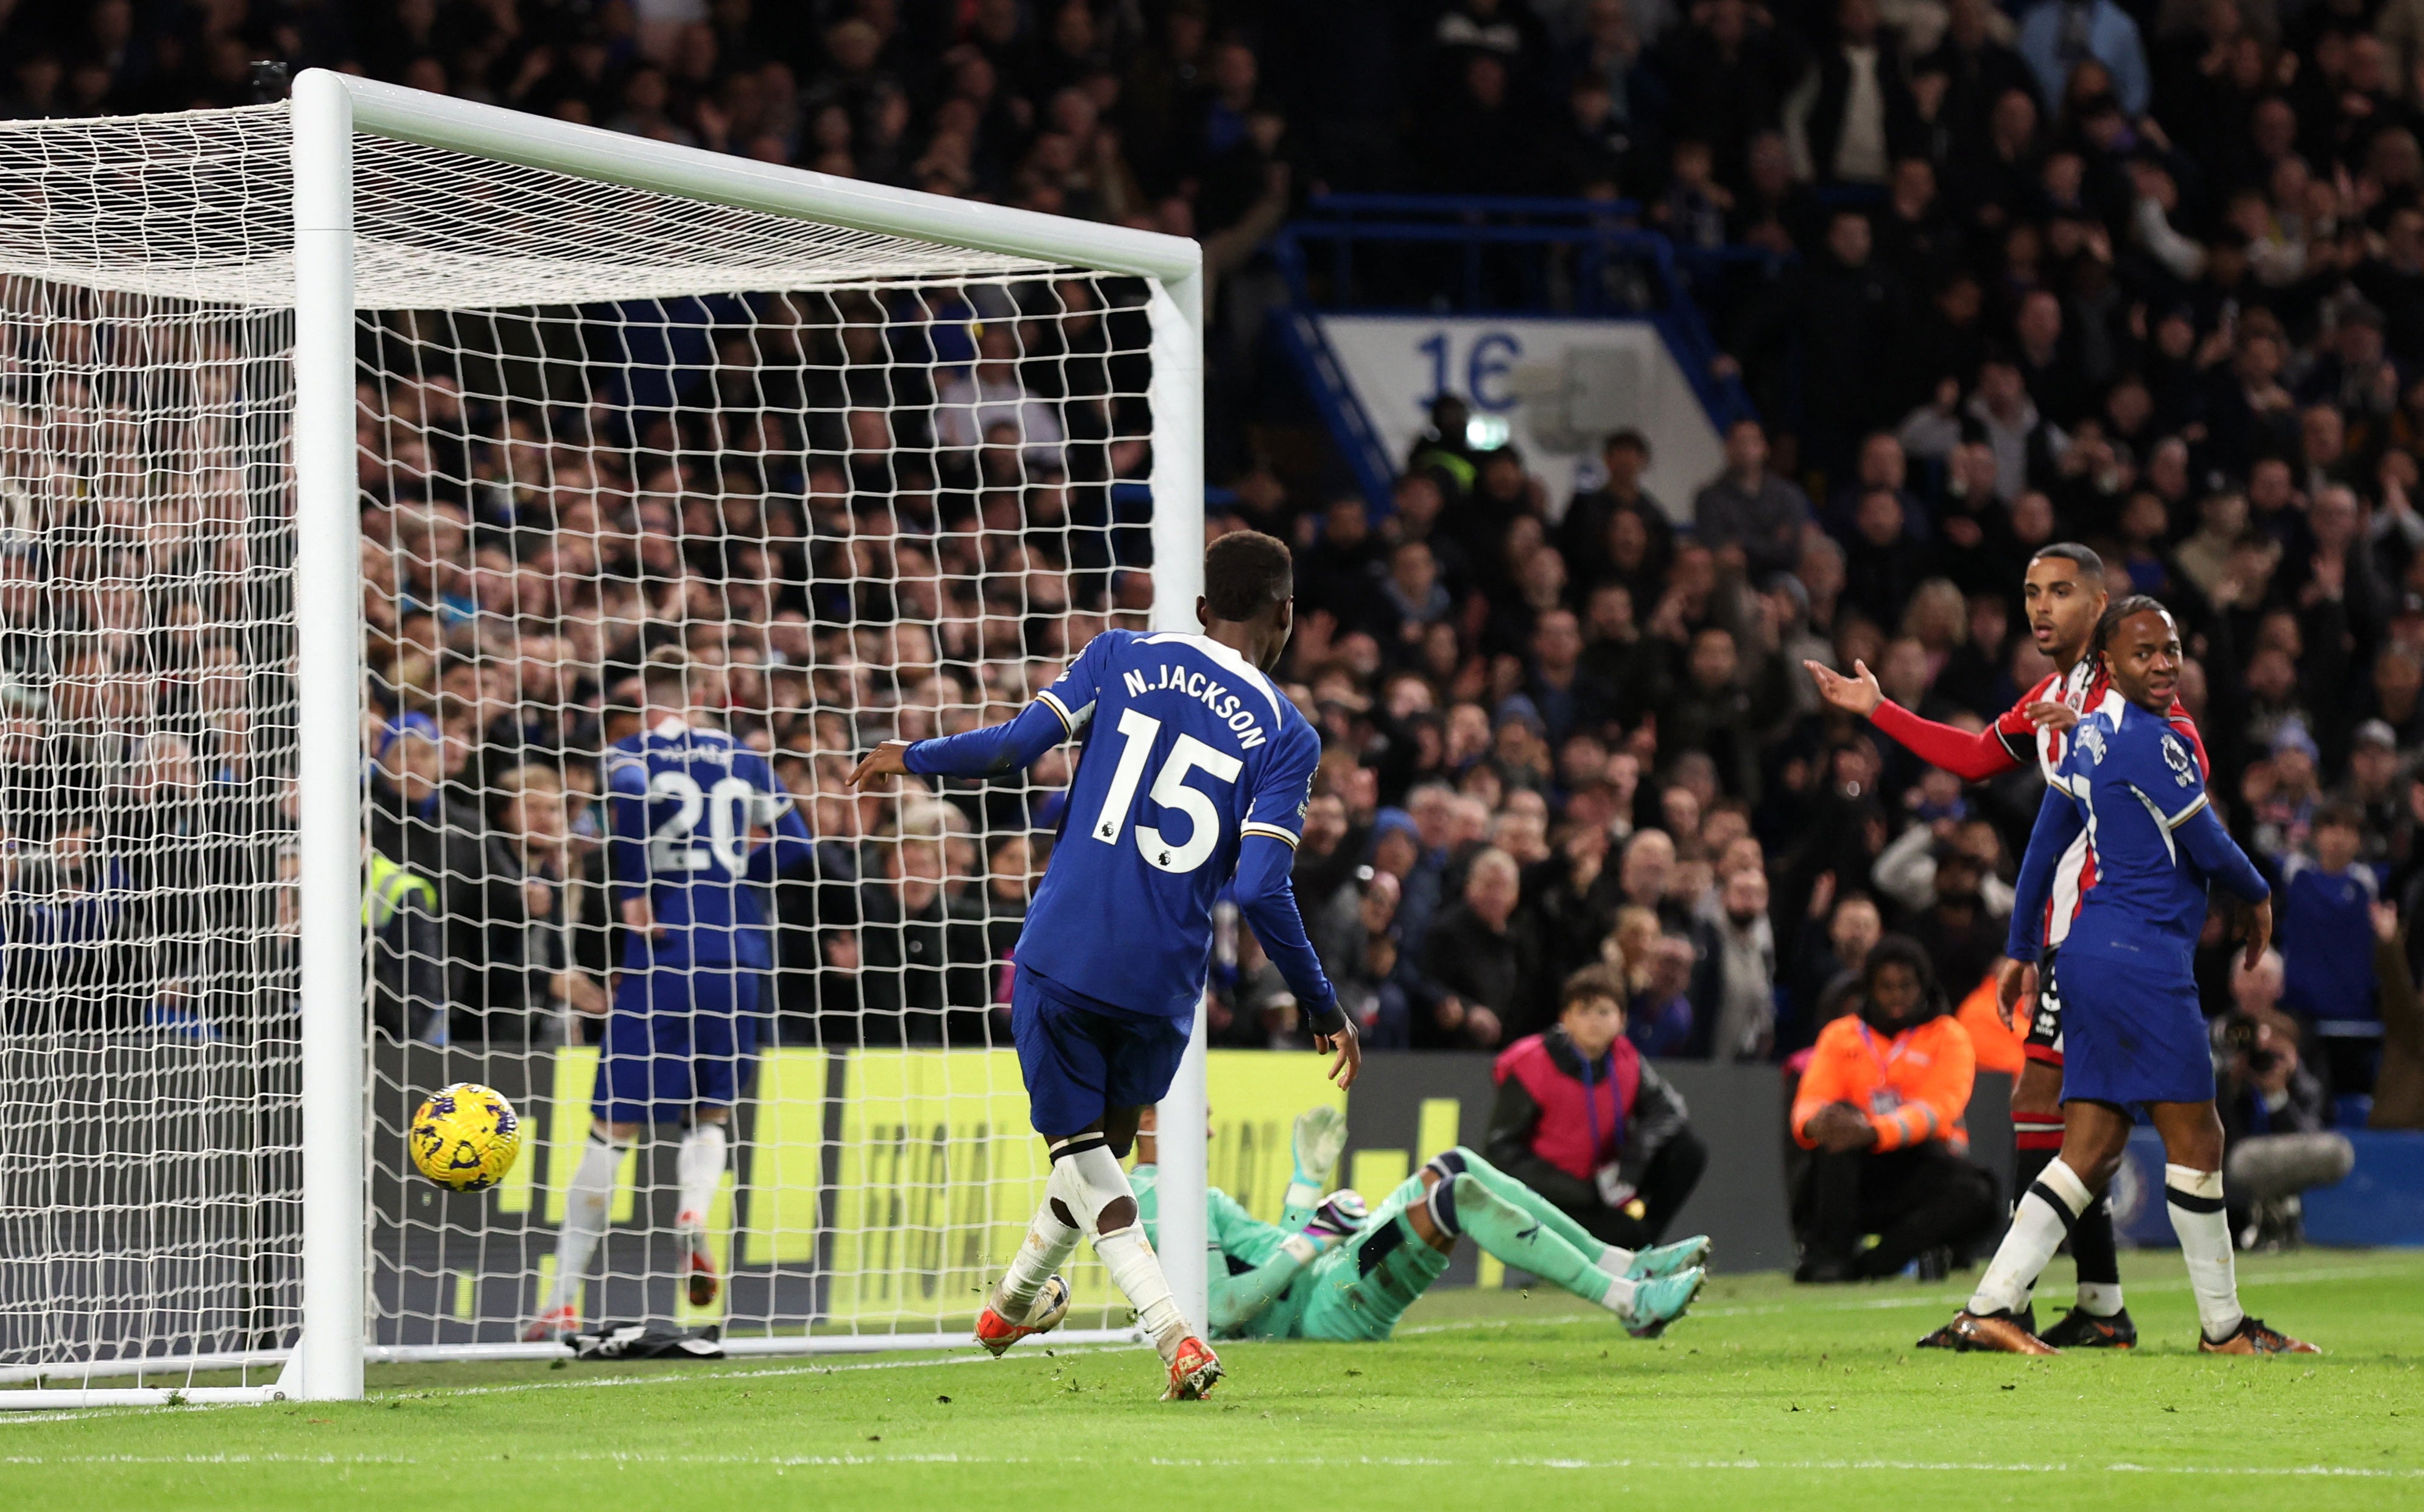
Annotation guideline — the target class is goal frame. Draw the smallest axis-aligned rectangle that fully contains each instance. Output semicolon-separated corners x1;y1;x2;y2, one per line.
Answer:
3;68;1207;1409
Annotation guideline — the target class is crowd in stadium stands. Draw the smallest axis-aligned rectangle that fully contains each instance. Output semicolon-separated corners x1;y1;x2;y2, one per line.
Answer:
7;0;2424;1138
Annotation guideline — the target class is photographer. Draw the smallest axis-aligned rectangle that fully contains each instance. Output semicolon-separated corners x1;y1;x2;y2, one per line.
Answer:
2215;950;2355;1249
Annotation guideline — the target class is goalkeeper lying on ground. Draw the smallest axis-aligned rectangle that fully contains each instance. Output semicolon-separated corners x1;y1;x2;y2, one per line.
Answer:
1120;1105;1710;1342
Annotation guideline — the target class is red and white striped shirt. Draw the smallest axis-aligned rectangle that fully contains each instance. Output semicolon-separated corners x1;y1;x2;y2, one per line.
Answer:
1874;660;2207;950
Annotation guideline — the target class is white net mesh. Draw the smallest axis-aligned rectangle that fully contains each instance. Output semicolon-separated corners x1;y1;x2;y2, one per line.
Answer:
0;99;1174;1384
0;106;1056;309
0;281;300;1384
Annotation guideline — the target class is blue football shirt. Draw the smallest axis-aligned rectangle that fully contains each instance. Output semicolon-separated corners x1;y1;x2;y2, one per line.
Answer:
905;629;1335;1023
2008;691;2269;979
604;717;812;970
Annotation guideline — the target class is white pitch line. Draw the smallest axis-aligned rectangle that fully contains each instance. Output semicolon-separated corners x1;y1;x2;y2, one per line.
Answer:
4;1259;2406;1419
0;1340;1153;1422
376;1339;1154;1402
2;1450;2417;1478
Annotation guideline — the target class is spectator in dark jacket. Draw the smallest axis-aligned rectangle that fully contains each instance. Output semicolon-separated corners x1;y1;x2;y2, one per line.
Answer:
1654;0;1797;180
1559;430;1663;589
1800;0;1922;186
1630;932;1701;1055
1693;419;1812;579
1418;845;1534;1048
2279;805;2384;1094
367;715;529;1036
1323;869;1427;1050
835;827;992;1048
1786;880;1882;1040
1689;864;1777;1059
1485;965;1707;1249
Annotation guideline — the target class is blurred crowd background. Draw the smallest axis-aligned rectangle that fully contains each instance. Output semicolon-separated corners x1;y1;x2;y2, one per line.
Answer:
0;0;2419;1136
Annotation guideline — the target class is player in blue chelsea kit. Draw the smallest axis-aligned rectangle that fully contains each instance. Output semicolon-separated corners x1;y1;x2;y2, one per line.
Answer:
850;531;1359;1401
524;659;814;1343
1925;598;2316;1356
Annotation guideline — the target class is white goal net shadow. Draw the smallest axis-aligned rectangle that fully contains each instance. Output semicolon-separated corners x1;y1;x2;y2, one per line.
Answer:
0;74;1206;1404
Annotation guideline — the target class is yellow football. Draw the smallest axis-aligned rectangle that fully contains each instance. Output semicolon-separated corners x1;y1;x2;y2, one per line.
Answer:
407;1082;523;1192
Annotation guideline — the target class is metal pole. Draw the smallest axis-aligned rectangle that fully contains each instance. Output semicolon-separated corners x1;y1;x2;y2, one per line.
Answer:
289;68;366;1401
1147;267;1209;1335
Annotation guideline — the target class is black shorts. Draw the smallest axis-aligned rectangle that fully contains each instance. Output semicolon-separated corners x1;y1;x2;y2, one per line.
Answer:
2025;948;2064;1066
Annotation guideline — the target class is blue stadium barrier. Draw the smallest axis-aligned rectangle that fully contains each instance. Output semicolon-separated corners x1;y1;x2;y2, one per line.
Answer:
2304;1130;2424;1247
2113;1126;2424;1247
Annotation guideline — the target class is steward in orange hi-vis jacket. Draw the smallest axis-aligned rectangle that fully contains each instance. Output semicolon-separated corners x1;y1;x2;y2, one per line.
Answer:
1790;937;2000;1283
1955;973;2028;1078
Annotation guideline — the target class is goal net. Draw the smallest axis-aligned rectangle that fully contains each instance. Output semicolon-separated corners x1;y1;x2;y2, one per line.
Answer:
0;75;1206;1404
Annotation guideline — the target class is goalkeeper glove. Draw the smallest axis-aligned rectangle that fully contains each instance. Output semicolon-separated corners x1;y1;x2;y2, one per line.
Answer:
1305;1189;1369;1245
1286;1104;1348;1211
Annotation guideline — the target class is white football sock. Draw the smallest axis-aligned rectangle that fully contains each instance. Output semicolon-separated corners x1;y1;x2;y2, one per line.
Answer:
2074;1281;2125;1318
1969;1158;2092;1317
1593;1245;1638;1279
675;1120;727;1230
1591;1272;1641;1317
2165;1164;2244;1342
994;1163;1082;1317
542;1135;625;1314
1094;1221;1189;1359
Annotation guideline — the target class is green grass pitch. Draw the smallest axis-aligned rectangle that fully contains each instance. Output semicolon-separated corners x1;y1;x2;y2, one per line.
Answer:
5;1248;2419;1510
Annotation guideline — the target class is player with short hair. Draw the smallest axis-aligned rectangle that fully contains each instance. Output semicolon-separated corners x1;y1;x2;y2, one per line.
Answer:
849;530;1358;1401
1125;1105;1710;1342
522;659;812;1343
1808;542;2205;1348
1922;597;2312;1355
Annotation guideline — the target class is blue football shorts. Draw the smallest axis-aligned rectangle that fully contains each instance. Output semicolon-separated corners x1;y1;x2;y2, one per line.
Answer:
1010;964;1190;1139
2056;953;2216;1108
594;962;762;1124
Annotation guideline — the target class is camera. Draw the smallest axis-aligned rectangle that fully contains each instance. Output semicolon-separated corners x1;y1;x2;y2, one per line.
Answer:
2221;1012;2280;1074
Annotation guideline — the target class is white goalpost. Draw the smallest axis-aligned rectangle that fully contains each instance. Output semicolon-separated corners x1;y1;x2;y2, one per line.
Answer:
0;68;1207;1407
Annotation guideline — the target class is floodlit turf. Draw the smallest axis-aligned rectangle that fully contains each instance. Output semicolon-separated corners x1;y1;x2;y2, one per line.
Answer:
4;1248;2420;1510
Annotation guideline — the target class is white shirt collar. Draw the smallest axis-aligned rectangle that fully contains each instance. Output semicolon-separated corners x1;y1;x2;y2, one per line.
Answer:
1139;632;1285;721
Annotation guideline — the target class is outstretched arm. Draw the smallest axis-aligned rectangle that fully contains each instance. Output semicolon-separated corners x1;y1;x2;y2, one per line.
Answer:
2004;786;2085;963
1207;1244;1316;1334
1205;1187;1324;1334
857;630;1122;786
851;699;1073;786
1871;699;2032;781
1806;658;2030;781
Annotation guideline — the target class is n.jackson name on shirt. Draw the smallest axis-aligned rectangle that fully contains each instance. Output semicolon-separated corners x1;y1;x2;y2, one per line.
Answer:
1120;660;1270;749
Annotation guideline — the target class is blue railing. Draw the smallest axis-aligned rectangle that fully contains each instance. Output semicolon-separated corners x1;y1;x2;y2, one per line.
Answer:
1273;194;1654;317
